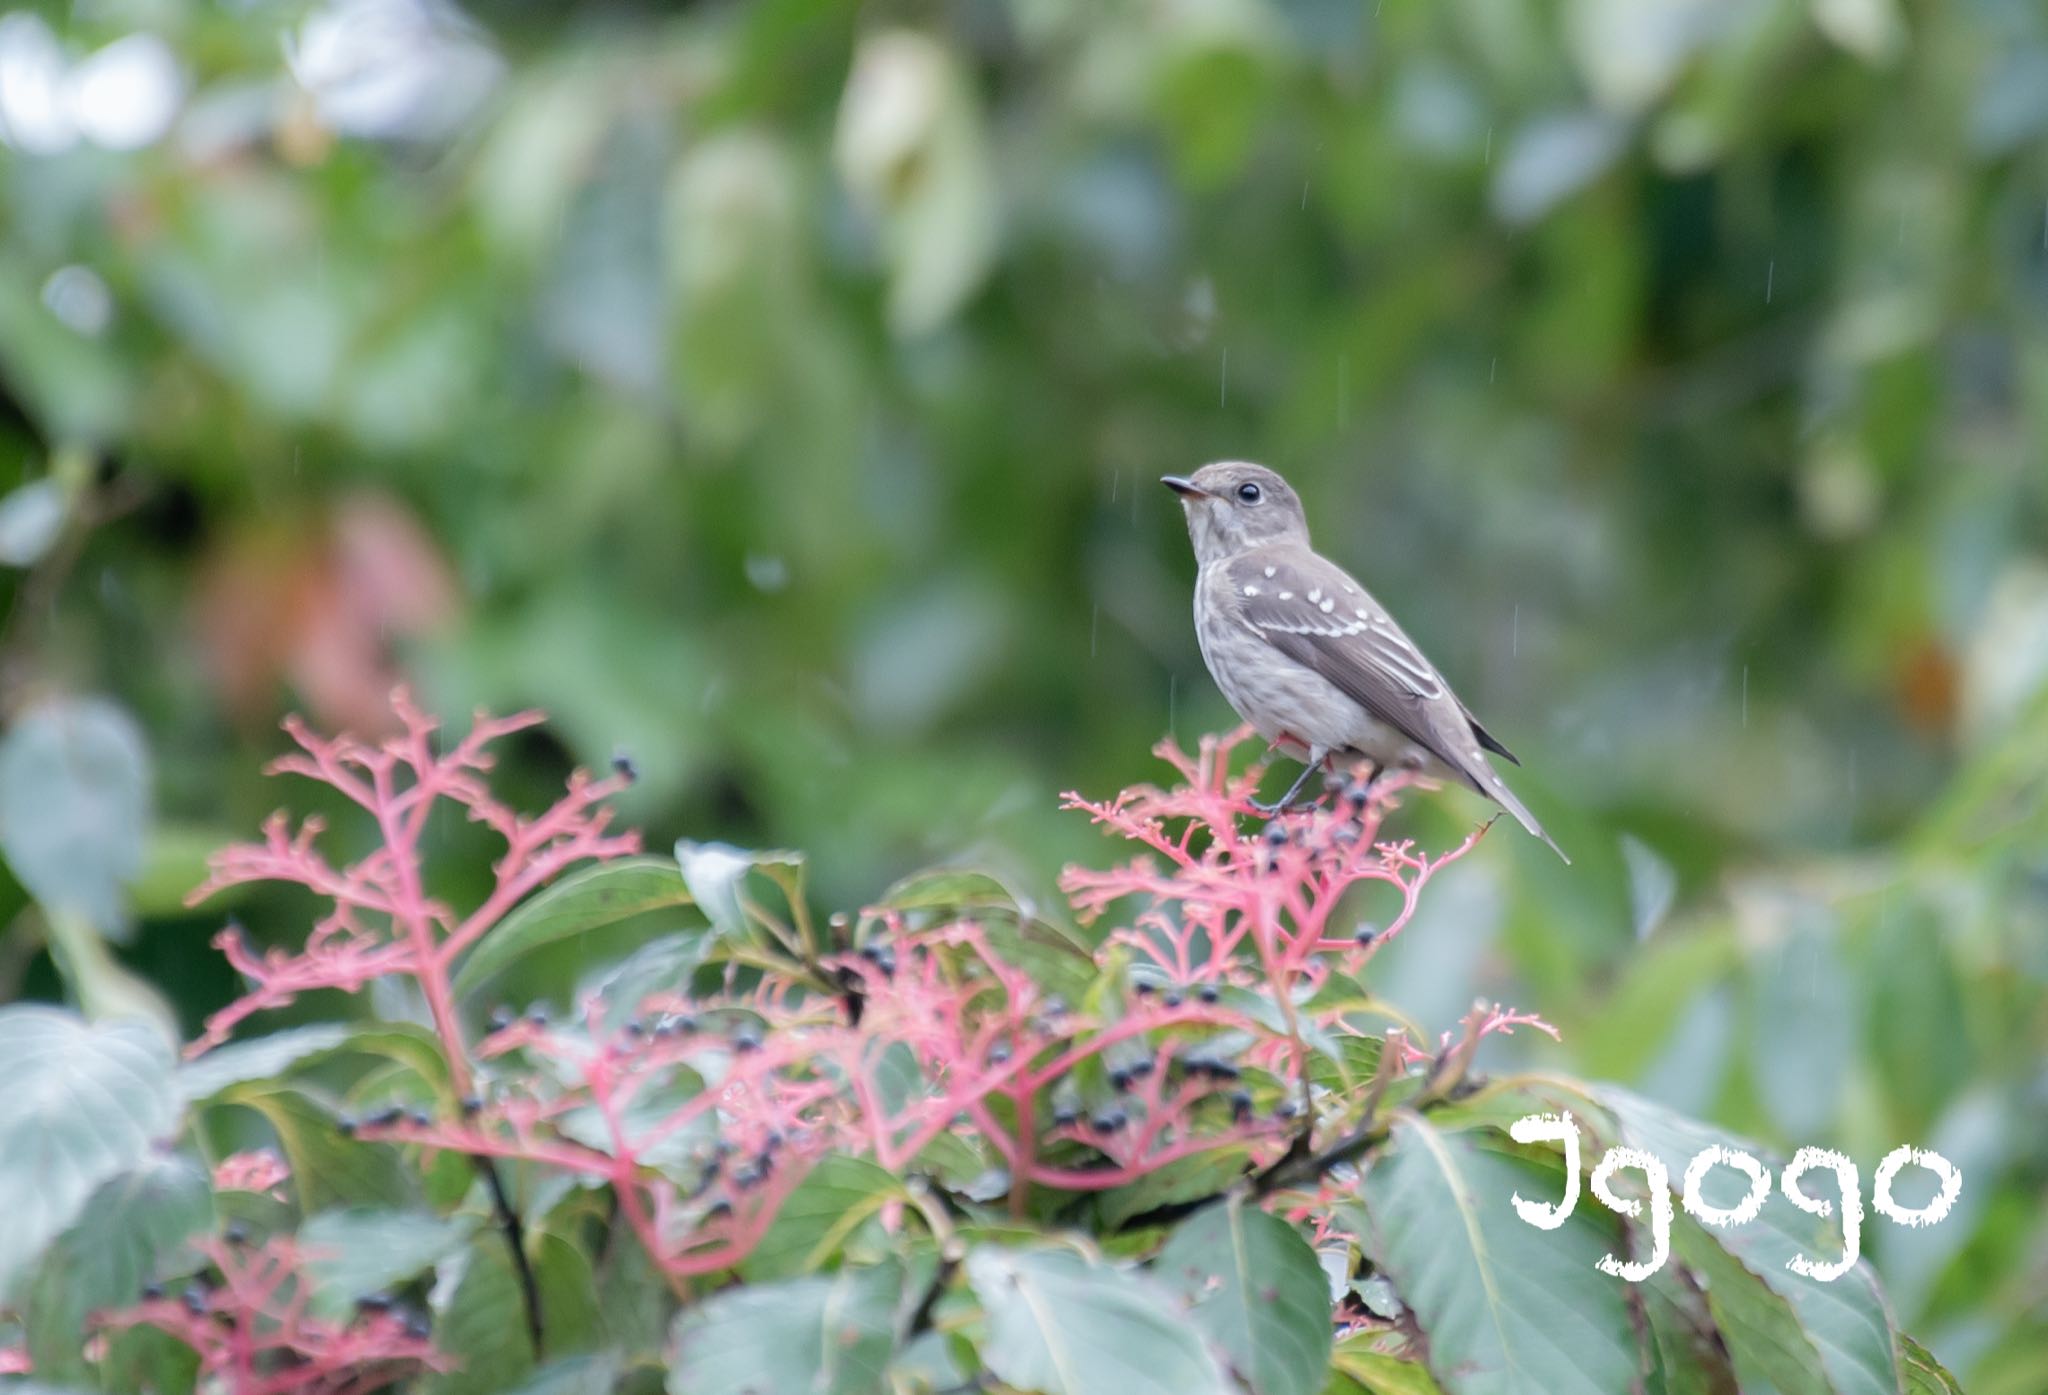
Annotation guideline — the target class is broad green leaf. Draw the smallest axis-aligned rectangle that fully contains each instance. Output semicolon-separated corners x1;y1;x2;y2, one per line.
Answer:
183;1022;451;1107
177;1023;355;1104
0;696;150;935
673;840;802;939
577;930;714;1019
1595;1085;1900;1395
595;1214;674;1362
454;856;695;998
1153;1194;1332;1395
668;1261;901;1395
1637;1261;1739;1395
1328;1339;1446;1395
1096;1148;1253;1232
1670;1215;1829;1395
25;1153;213;1382
426;1237;537;1395
868;866;1093;1000
0;1007;175;1296
299;1208;475;1318
1898;1335;1966;1395
1355;1114;1639;1395
741;1154;903;1280
220;1081;411;1210
533;1227;606;1355
964;1244;1232;1395
503;1354;624;1395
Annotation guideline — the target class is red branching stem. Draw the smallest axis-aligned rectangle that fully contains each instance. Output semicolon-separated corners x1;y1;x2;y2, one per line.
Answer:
186;689;641;1084
99;1237;446;1395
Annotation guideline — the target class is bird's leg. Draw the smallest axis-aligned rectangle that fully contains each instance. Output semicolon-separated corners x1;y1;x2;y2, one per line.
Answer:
1248;754;1327;817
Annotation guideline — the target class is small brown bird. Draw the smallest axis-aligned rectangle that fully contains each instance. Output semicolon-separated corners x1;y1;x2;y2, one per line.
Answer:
1163;461;1567;862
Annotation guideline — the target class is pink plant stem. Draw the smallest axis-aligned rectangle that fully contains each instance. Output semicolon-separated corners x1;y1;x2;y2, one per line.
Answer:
370;763;474;1094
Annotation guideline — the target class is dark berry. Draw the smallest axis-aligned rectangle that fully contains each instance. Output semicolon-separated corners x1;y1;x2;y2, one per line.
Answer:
488;1005;515;1031
459;1094;483;1116
1230;1091;1254;1123
1090;1111;1126;1135
1197;984;1220;1004
610;749;639;783
1263;821;1290;847
1354;923;1379;945
1109;1069;1133;1093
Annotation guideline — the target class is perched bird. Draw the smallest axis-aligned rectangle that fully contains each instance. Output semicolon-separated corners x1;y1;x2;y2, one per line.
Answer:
1162;461;1567;862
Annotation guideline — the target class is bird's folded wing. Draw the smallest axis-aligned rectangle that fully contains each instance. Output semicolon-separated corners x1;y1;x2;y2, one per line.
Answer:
1224;550;1483;781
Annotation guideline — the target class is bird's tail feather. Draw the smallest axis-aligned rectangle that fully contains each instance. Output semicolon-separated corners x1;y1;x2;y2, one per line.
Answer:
1482;773;1570;865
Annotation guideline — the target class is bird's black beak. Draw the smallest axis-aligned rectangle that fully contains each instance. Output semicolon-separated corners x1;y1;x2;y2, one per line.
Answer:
1161;475;1209;498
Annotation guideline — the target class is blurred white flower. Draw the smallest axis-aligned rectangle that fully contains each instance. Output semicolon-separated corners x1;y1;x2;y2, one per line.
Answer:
285;0;500;140
0;12;76;153
68;32;184;150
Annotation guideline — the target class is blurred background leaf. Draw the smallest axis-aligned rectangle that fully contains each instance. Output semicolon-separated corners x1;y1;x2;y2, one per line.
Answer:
0;0;2044;1383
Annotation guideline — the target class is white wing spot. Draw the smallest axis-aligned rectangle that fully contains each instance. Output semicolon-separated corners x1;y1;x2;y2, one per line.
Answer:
1343;582;1358;594
1355;608;1369;619
1278;591;1293;600
1319;597;1335;613
1263;566;1277;578
1243;585;1260;597
1308;588;1323;603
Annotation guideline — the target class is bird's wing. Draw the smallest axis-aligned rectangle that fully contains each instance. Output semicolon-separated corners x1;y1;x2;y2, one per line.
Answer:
1223;547;1567;863
1222;548;1486;785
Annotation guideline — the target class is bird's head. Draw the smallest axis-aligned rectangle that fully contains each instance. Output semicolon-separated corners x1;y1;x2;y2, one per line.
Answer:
1160;461;1309;564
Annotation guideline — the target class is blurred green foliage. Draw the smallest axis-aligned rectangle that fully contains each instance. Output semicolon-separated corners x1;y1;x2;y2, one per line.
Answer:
0;0;2044;1384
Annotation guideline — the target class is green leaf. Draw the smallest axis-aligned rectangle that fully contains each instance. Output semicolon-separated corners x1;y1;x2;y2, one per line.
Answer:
220;1081;411;1210
673;840;801;940
1153;1194;1332;1395
181;1022;452;1108
577;930;713;1020
964;1244;1232;1395
1636;1262;1739;1395
1328;1338;1446;1394
667;1262;902;1395
740;1154;903;1280
25;1154;214;1383
503;1354;624;1395
1355;1114;1641;1395
532;1227;606;1355
177;1024;355;1105
298;1208;475;1319
0;696;150;935
1898;1335;1966;1395
1669;1215;1829;1395
454;856;696;999
425;1237;537;1395
1594;1085;1900;1395
1096;1148;1254;1232
0;1006;175;1297
868;866;1094;1001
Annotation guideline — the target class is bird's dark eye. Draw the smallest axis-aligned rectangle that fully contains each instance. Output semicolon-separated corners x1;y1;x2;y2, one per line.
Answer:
1236;482;1262;504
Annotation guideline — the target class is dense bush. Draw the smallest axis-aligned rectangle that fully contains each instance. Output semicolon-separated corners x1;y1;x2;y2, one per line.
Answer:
0;697;1964;1393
